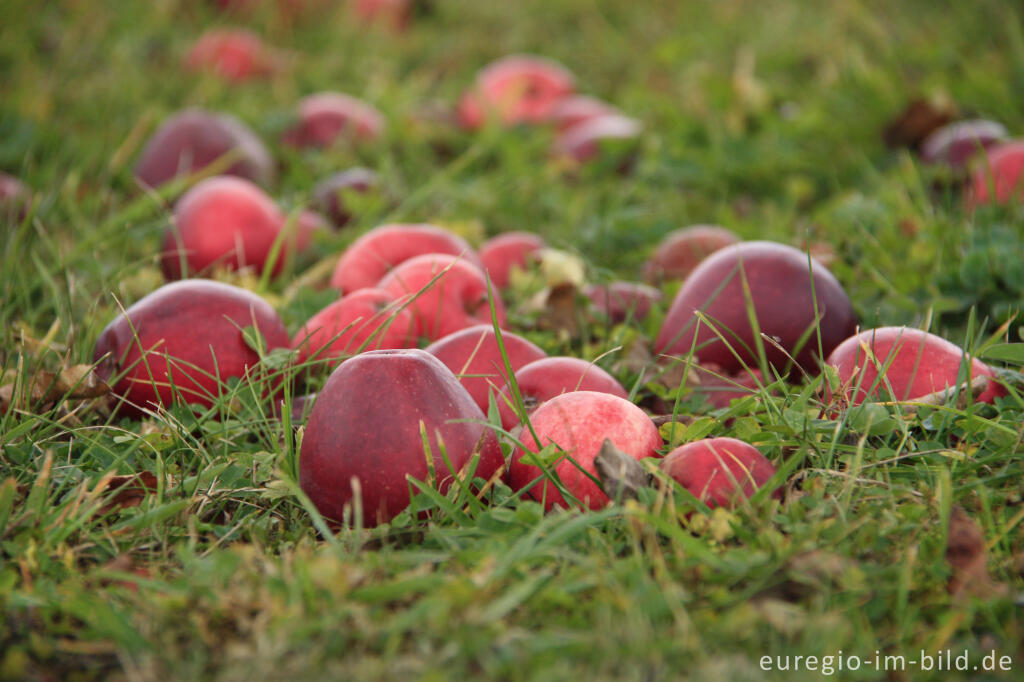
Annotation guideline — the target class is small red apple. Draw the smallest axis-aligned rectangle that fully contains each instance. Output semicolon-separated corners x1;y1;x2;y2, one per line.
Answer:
496;356;628;431
92;279;289;417
584;281;661;323
508;391;661;511
920;119;1007;170
292;288;415;368
968;139;1024;207
655;241;857;376
660;437;778;509
424;324;547;413
457;55;575;130
312;168;378;228
552;113;642;164
478;231;546;289
547;95;620;132
377;253;507;341
299;348;503;526
643;225;740;283
330;223;480;294
135;108;275;189
185;28;276;82
825;326;1005;406
282;92;385;148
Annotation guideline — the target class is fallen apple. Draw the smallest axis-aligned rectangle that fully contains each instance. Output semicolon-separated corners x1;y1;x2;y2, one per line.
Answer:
660;437;778;509
968;139;1024;207
457;54;575;130
643;225;740;283
552;113;642;164
584;281;661;323
185;28;276;82
282;92;385;148
920;119;1007;170
312;168;378;228
478;231;546;289
547;95;620;132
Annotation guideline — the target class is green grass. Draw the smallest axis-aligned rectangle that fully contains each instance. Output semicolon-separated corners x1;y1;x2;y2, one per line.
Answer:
2;0;1024;679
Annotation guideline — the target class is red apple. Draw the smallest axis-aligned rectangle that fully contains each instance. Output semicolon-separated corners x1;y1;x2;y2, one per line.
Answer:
660;437;778;509
292;288;415;368
655;241;857;376
584;281;661;323
496;356;628;431
508;391;661;511
478;231;546;289
687;363;764;410
161;176;307;280
643;225;740;283
135;108;275;189
424;325;547;413
352;0;412;30
825;326;1005;406
282;92;385;148
547;95;620;132
299;348;503;526
0;172;30;223
968;139;1024;207
185;28;276;82
920;119;1007;170
457;55;575;130
92;279;289;417
377;253;507;341
312;168;378;228
330;223;480;293
552;113;642;164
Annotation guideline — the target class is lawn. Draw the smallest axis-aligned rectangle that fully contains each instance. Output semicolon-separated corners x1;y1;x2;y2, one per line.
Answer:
1;0;1023;680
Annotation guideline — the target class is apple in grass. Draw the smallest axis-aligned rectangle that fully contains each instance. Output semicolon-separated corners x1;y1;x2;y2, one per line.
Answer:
282;93;385;149
299;349;504;527
0;172;30;223
312;168;378;228
92;279;289;418
330;223;481;293
185;29;276;82
968;139;1024;207
508;391;661;511
135;108;275;189
655;241;857;377
424;325;547;413
378;253;507;342
552;113;642;164
584;281;661;323
643;225;740;283
547;95;620;132
825;326;1005;407
660;437;779;509
457;55;575;130
920;119;1007;171
478;231;546;289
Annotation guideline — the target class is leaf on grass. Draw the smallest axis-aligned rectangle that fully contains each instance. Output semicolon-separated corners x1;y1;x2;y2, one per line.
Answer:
946;505;1007;600
594;438;652;502
882;96;955;149
0;364;110;413
99;472;159;516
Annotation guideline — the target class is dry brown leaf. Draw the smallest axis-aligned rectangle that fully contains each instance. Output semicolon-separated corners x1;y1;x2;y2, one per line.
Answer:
0;364;111;413
882;97;956;150
594;438;652;502
98;471;159;516
534;283;584;339
946;505;1007;599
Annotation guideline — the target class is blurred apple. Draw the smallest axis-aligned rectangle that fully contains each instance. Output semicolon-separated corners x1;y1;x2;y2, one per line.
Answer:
185;28;276;82
643;225;740;283
457;55;575;129
312;168;378;228
478;231;545;289
282;93;385;148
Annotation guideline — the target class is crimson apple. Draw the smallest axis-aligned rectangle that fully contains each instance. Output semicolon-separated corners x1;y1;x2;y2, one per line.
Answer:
507;391;661;511
655;240;857;376
299;348;503;526
292;288;415;368
584;281;661;323
377;253;507;341
185;28;276;82
968;139;1024;207
920;119;1007;170
660;437;778;509
424;324;547;413
825;326;1005;406
330;223;480;293
282;92;385;148
478;231;545;289
552;113;642;164
135;108;275;189
92;279;289;417
496;356;628;431
643;225;740;283
457;55;575;130
312;168;378;228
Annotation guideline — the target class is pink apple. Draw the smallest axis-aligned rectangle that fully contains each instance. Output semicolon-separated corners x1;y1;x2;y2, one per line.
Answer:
424;324;547;413
920;119;1007;170
185;28;276;82
457;55;575;130
478;231;546;289
496;356;628;431
312;168;378;228
135;108;275;189
377;253;507;341
0;172;30;223
660;437;778;509
968;139;1024;207
282;92;385;148
292;288;415;368
825;326;1005;406
330;223;480;293
547;95;620;132
508;391;661;511
643;225;740;283
552;114;642;164
584;281;661;323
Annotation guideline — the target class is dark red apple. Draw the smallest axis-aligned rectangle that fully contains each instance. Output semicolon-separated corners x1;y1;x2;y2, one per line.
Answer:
0;172;30;223
643;225;740;283
377;253;507;341
507;391;661;511
552;113;642;164
478;231;545;289
299;348;503;526
655;241;857;376
185;28;276;82
968;139;1024;207
457;55;575;130
330;223;480;293
584;281;661;323
282;92;385;148
825;326;1005;406
920;119;1007;170
161;176;306;280
92;279;289;417
292;288;415;368
312;168;378;228
660;437;778;509
496;356;628;431
424;325;547;413
547;95;620;132
135;108;275;189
